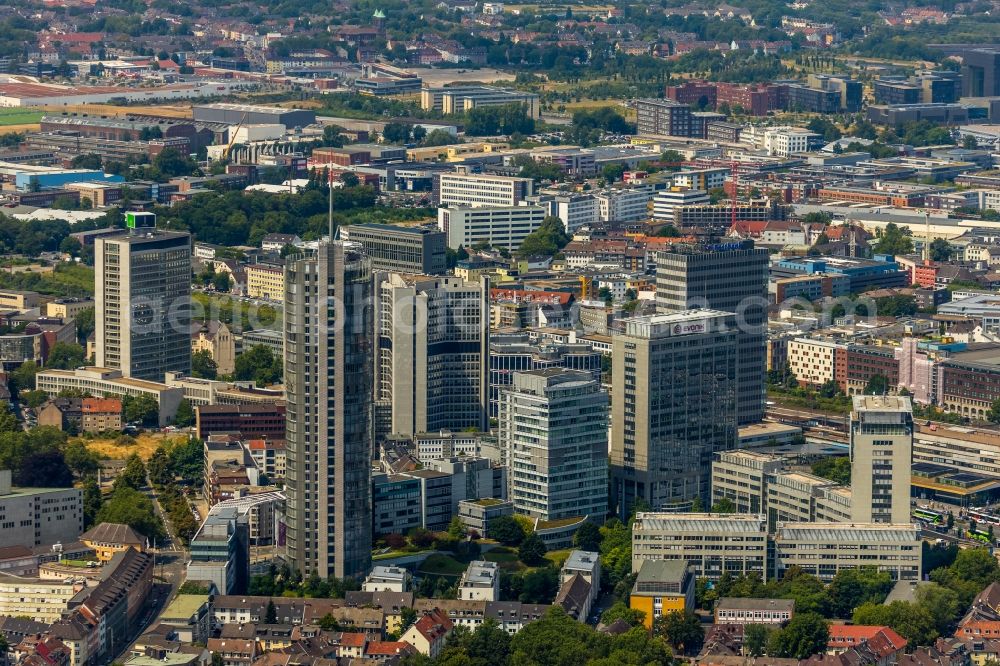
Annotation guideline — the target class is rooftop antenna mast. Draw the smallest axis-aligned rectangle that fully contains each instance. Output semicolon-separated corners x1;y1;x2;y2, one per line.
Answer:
924;211;931;265
328;167;334;242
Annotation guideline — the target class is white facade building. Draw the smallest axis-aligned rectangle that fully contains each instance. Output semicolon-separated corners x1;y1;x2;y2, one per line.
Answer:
438;205;547;250
651;188;710;222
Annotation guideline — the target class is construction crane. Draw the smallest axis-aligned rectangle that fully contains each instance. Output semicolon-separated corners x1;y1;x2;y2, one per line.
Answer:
222;111;250;162
729;160;740;229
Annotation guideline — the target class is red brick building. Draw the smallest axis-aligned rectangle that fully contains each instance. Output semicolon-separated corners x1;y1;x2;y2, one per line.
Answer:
196;403;287;440
665;80;718;108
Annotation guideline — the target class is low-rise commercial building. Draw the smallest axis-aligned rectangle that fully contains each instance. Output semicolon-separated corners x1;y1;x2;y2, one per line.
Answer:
630;560;694;629
0;470;83;550
715;598;794;625
36;367;183;427
772;522;921;582
631;513;769;580
438;204;547;250
341;224;447;274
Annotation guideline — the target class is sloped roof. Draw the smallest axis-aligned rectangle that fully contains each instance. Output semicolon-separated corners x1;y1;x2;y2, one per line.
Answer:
81;522;144;546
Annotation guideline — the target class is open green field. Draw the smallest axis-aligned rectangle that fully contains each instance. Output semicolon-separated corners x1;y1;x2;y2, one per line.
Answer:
0;108;44;126
417;553;469;577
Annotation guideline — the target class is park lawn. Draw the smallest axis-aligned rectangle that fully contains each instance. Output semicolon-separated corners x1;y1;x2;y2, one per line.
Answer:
0;109;43;126
82;432;184;462
544;549;572;568
483;546;526;571
417;553;468;577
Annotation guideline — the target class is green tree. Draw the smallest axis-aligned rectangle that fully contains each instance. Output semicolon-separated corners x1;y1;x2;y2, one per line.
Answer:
852;601;937;647
873;222;914;256
19;389;48;409
234;345;282;387
600;602;646;627
811;457;851;485
16;447;74;487
0;406;19;433
448;516;467;540
915;583;961;636
488;515;526;546
988;398;1000;424
767;612;829;659
420;129;457;147
96;485;164;540
153;147;198;178
518;533;547;566
82;477;102;527
573;521;601;552
123;394;159;426
74;307;95;345
829;567;893;618
211;271;231;293
711;498;737;513
930;238;954;262
864;374;889;396
45;342;87;370
265;599;277;624
63;439;100;477
116;453;147;490
191;349;218;380
9;361;39;394
516;216;570;258
744;624;771;657
654;610;704;654
173;399;195;427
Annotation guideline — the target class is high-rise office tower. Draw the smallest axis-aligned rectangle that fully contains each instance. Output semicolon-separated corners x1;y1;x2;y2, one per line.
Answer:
499;369;608;522
850;395;913;525
95;213;191;382
374;273;489;439
610;310;738;517
284;241;373;579
655;241;769;425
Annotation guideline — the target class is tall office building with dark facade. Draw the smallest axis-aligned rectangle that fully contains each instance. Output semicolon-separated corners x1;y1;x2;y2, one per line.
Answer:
961;48;1000;97
655;241;769;425
95;218;191;382
610;310;738;516
284;241;373;579
635;99;694;137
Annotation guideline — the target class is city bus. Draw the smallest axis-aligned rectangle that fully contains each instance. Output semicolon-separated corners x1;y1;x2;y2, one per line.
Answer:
913;508;944;525
968;508;1000;526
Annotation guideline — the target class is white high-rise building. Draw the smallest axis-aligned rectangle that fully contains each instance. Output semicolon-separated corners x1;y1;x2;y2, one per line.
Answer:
850;395;913;525
499;369;608;522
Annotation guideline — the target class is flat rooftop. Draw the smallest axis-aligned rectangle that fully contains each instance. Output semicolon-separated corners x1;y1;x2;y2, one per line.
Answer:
852;395;913;412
